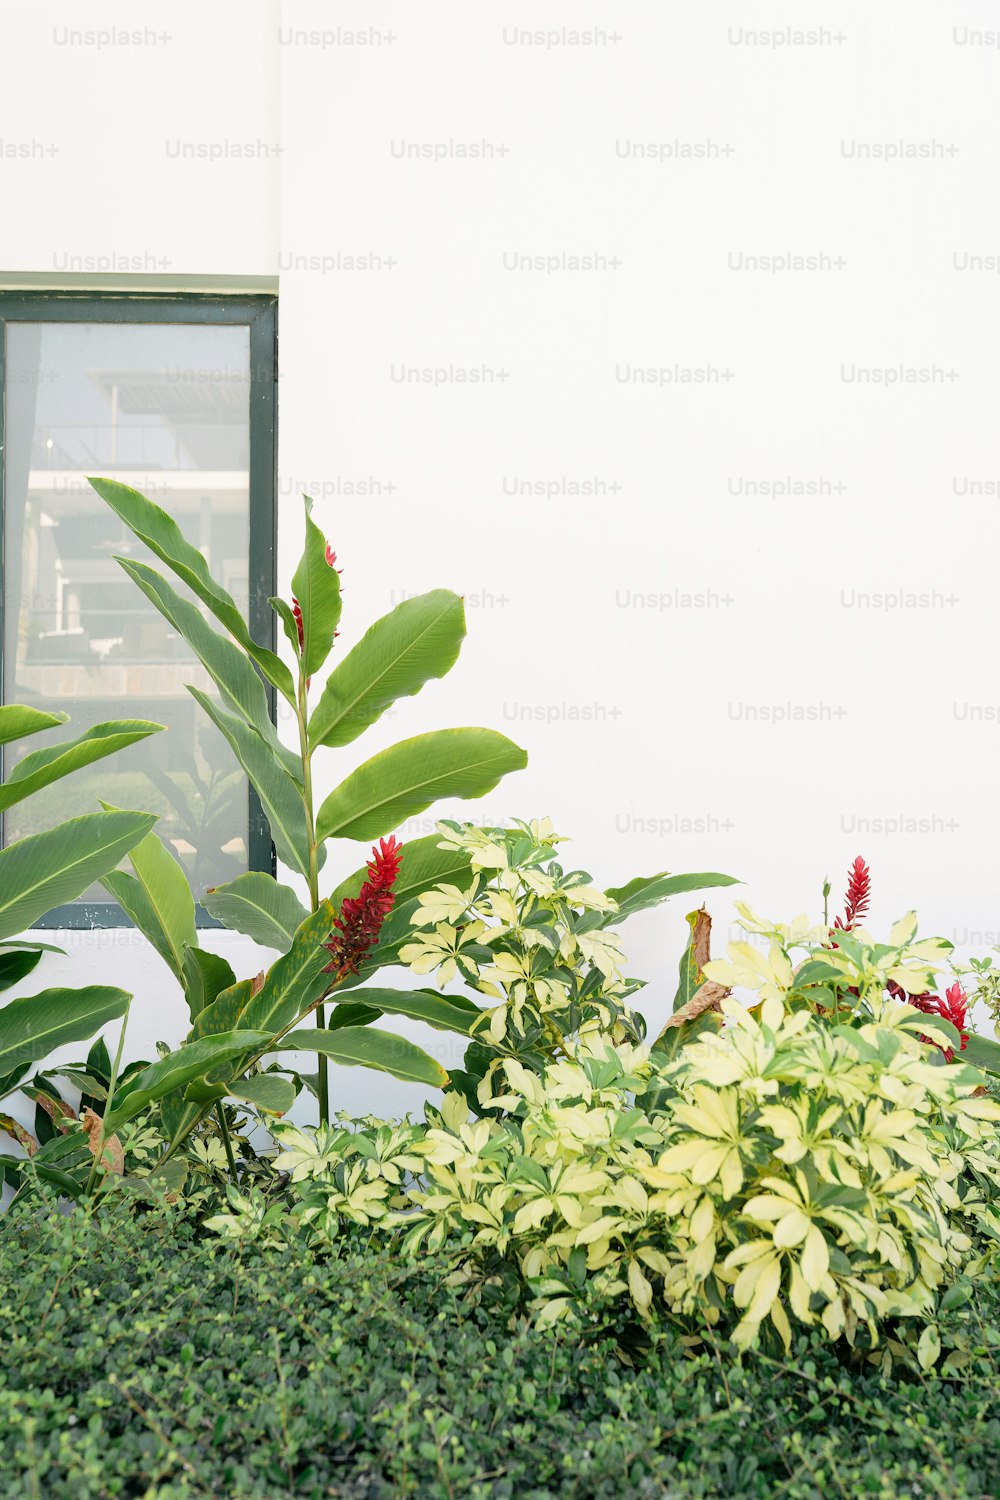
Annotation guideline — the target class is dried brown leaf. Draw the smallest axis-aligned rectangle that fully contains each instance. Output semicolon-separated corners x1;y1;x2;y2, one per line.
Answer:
689;908;713;978
0;1113;38;1156
657;981;729;1038
34;1091;77;1130
81;1106;124;1175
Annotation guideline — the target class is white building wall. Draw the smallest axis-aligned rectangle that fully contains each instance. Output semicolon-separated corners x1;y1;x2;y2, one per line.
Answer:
3;0;1000;1117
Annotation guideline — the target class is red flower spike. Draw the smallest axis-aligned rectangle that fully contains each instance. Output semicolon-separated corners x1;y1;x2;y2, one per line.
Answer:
833;856;871;932
323;836;402;982
908;981;969;1063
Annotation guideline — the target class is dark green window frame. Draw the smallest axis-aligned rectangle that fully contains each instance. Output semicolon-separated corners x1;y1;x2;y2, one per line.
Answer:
0;290;278;928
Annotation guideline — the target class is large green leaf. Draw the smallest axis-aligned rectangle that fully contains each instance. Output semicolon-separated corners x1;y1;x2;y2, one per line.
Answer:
88;477;295;703
309;590;466;750
605;871;740;923
0;720;164;815
316;729;527;843
202;873;308;952
335;986;481;1036
960;1033;1000;1076
280;1026;449;1088
291;498;342;679
0;811;157;940
0;705;68;747
100;820;196;981
238;902;337;1036
116;557;300;778
104;1031;272;1130
188;689;313;879
0;986;130;1078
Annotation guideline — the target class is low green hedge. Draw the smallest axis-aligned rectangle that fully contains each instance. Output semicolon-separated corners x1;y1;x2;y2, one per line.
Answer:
2;1204;999;1500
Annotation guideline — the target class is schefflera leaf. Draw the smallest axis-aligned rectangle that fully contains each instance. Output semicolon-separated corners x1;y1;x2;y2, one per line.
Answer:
308;590;466;750
291;497;342;680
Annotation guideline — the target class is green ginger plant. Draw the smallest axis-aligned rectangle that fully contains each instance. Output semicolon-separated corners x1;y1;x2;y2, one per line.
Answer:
75;479;736;1179
78;477;532;1165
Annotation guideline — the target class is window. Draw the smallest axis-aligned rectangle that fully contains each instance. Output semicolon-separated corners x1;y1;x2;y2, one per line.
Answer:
0;293;277;925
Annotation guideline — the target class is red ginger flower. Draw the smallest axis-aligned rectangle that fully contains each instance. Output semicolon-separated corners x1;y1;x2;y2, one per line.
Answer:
908;981;969;1063
833;856;871;932
323;836;402;981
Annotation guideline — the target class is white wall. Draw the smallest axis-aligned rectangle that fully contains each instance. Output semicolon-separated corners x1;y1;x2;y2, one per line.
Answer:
3;0;1000;1118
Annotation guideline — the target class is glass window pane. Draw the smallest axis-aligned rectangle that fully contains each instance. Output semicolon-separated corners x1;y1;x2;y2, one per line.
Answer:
3;318;252;902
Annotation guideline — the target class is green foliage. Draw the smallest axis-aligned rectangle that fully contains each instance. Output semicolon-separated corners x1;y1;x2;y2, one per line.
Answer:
309;587;466;749
89;478;529;1128
270;1008;1000;1357
259;829;1000;1361
393;817;735;1105
0;706;161;1154
2;1202;1000;1499
0;987;130;1083
0;808;157;939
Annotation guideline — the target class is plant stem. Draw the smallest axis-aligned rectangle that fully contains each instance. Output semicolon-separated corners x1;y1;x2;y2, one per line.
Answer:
85;998;131;1199
215;1104;238;1179
295;658;327;1125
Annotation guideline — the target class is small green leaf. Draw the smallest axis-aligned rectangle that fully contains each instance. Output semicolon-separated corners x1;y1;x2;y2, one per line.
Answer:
190;979;254;1041
606;871;739;923
961;1032;1000;1075
0;948;43;993
202;874;308;953
291;498;342;679
105;1031;272;1130
230;1075;297;1114
181;947;238;1020
337;987;481;1036
238;903;337;1037
100;818;197;983
0;705;68;747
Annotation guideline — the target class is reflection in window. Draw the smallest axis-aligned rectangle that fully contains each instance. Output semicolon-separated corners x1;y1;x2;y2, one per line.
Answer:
3;320;253;899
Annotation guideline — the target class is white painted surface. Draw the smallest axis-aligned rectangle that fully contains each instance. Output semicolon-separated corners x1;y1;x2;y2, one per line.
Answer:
2;1;999;1119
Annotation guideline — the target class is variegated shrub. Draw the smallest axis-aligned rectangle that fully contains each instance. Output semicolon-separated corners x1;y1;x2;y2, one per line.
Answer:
262;998;1000;1360
208;833;1000;1361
